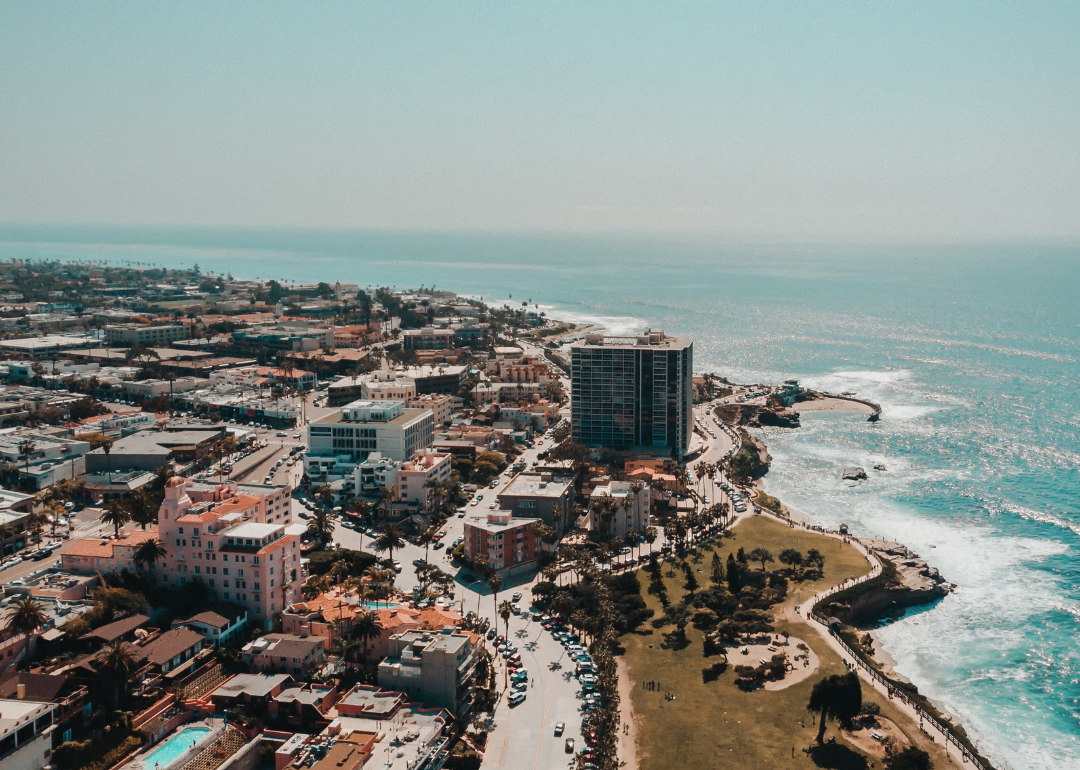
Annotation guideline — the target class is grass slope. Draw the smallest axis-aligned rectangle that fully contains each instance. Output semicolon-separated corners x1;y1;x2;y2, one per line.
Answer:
622;515;940;770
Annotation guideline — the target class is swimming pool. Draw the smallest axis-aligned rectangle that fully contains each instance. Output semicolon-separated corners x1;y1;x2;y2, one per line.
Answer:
359;601;400;609
145;727;211;769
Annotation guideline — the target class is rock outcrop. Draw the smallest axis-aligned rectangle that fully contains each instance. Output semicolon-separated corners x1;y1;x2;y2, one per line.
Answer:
715;404;801;429
821;545;952;627
843;467;868;481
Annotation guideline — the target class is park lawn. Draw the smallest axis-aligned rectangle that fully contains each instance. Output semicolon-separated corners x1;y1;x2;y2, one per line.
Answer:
622;516;877;770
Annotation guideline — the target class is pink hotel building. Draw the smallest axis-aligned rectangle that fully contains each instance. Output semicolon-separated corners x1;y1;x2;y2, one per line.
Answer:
157;477;302;630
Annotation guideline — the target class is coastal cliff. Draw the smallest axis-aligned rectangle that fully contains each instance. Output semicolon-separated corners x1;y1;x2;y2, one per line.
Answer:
818;544;952;627
728;429;772;482
715;403;801;428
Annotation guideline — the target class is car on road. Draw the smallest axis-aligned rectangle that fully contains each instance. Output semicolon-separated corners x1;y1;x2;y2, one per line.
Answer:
554;722;565;736
511;592;522;602
277;431;287;437
413;558;427;567
432;541;444;549
486;629;496;641
508;692;526;706
565;739;575;753
293;432;301;438
391;560;402;572
513;680;528;691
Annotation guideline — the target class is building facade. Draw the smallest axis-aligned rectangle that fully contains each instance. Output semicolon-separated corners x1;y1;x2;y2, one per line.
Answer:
105;324;191;346
156;478;302;629
305;400;434;482
377;629;478;719
570;330;693;459
495;472;575;530
462;509;542;576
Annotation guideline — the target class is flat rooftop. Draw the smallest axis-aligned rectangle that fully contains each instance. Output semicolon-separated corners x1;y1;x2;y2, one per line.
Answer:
314;408;429;427
572;330;692;351
212;673;291;699
498;473;574;498
226;522;282;540
0;698;53;737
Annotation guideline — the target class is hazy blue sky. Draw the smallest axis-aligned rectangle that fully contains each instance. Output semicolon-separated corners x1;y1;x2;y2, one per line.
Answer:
2;2;1078;242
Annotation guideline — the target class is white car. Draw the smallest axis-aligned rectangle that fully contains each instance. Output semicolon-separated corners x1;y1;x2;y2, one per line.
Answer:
508;692;526;706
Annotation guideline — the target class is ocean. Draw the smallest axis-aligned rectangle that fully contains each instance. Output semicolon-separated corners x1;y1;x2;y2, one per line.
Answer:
2;225;1078;769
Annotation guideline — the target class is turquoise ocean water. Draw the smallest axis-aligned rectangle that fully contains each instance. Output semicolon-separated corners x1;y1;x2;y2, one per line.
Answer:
1;225;1078;768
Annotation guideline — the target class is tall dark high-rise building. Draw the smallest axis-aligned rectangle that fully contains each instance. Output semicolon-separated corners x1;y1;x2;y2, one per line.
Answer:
570;330;693;459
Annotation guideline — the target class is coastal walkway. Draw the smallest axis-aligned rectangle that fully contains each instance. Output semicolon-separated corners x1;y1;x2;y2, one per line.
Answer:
752;508;985;768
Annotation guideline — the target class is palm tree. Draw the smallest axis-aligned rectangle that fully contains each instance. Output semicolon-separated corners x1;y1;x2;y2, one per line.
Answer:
125;487;157;529
307;508;335;548
4;596;47;652
498;599;513;640
373;524;405;564
350;610;383;662
99;436;116;483
96;640;137;708
46;500;66;541
487;572;504;623
350;499;371;551
100;498;131;537
133;539;167;573
17;439;36;485
639;524;656;557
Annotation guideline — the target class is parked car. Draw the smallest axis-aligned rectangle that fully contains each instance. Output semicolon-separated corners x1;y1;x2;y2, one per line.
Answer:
565;739;575;753
508;692;526;706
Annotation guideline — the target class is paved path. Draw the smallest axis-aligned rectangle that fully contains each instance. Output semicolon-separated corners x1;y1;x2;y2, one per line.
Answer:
772;511;981;767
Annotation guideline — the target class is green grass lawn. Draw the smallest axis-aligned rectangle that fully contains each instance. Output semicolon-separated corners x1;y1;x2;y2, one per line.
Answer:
623;516;877;770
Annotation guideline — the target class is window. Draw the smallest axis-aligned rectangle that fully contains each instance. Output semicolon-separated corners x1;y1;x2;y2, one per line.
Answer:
223;568;229;576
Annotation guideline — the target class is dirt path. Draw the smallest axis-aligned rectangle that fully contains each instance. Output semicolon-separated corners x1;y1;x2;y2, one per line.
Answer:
615;656;639;770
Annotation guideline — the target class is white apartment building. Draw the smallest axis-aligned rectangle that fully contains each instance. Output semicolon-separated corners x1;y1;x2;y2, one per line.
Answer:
305;400;434;482
588;480;651;538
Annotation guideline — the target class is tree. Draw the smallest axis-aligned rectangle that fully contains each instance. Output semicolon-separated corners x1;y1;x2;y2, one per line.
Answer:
487;572;504;621
807;672;862;744
547;441;590;469
498;599;513;639
350;610;383;662
644;525;658;555
96;640;137;708
100;499;131;536
125;487;158;529
883;747;933;770
374;524;405;564
779;548;804;571
710;552;725;585
99;435;116;482
726;553;740;593
748;547;774;572
133;539;167;573
4;595;46;640
307;508;336;547
805;548;826;576
17;439;36;483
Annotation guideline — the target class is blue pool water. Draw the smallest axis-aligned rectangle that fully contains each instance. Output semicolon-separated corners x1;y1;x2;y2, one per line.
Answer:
359;601;400;610
145;727;211;769
2;226;1079;770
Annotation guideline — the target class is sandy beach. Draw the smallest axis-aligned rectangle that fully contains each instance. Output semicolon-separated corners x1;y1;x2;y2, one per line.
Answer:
793;395;876;414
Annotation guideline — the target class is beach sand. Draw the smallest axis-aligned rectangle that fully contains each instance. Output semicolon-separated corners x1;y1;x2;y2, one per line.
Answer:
793;396;875;415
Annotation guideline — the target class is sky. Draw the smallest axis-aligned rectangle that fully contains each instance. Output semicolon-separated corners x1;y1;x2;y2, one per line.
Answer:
1;1;1079;243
